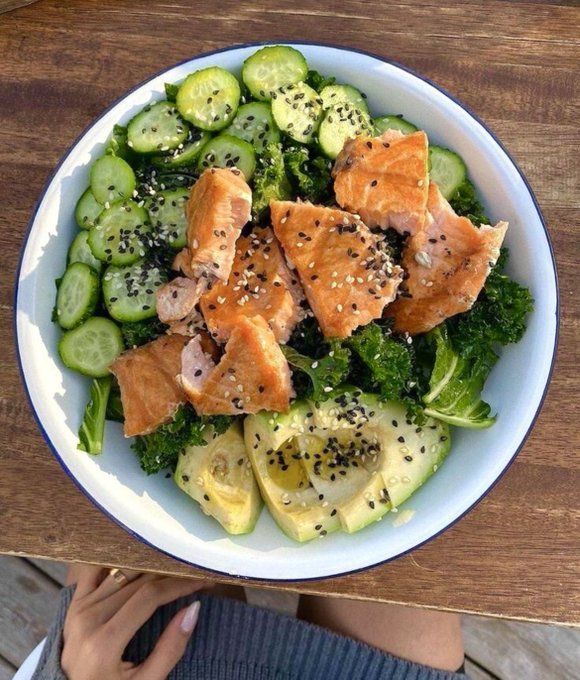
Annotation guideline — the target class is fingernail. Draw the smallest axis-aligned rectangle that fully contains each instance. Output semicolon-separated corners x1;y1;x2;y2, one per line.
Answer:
180;600;200;634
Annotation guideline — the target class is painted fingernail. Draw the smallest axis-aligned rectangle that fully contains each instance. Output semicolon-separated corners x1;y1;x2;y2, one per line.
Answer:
180;600;200;634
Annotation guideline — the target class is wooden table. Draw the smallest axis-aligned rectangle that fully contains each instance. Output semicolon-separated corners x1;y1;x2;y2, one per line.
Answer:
0;0;578;626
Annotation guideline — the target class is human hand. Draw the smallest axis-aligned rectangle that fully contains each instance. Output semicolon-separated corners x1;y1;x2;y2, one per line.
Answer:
61;566;210;680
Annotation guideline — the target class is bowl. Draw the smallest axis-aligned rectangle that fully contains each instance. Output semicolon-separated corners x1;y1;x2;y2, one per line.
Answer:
15;43;558;580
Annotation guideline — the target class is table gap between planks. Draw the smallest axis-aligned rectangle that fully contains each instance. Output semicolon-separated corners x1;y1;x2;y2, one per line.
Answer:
0;0;578;625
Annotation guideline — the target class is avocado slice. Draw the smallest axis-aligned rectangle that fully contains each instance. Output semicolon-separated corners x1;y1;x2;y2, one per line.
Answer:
175;422;262;535
245;389;451;540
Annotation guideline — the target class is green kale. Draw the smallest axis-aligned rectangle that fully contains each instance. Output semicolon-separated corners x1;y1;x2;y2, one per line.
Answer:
346;323;413;402
105;388;124;422
286;316;326;358
121;317;167;348
306;69;336;92
252;143;293;219
164;82;180;101
78;377;112;455
449;179;489;225
132;405;233;475
449;248;534;353
281;342;351;402
106;124;136;163
422;326;497;429
283;147;333;204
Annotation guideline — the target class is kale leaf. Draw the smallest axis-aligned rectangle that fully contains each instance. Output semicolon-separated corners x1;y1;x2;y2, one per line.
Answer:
121;317;167;348
346;323;413;402
164;82;180;102
283;147;333;204
281;342;351;402
252;143;293;219
78;376;112;455
305;69;336;92
132;404;233;475
449;179;489;225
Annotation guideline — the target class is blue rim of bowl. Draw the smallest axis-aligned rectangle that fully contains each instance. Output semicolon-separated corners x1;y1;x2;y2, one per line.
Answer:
14;41;560;583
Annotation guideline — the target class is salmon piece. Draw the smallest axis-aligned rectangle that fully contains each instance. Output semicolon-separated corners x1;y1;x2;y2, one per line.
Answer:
166;307;206;338
186;167;252;281
388;182;508;335
156;277;209;324
179;316;294;415
200;227;305;343
333;130;429;236
172;248;197;279
110;334;188;437
270;200;403;339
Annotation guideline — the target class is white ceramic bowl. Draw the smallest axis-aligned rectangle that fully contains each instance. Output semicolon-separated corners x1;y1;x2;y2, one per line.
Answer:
15;43;558;580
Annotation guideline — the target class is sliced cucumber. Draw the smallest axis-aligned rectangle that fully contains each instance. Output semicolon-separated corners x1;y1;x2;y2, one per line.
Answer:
88;200;150;266
197;134;256;181
225;102;280;153
374;114;418;135
151;130;211;168
102;259;167;322
127;101;189;154
429;146;467;200
90;155;136;205
177;67;240;132
75;188;102;230
56;262;100;329
106;124;134;161
320;84;369;114
318;103;373;159
242;45;308;101
67;231;102;273
146;188;189;250
59;317;124;378
271;81;323;144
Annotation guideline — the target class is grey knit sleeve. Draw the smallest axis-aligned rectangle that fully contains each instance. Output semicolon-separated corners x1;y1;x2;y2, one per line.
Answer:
30;586;74;680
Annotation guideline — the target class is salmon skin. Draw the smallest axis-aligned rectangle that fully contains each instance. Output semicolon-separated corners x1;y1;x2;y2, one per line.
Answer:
270;200;402;339
179;316;294;415
200;227;305;343
388;182;508;335
333;130;429;236
186;167;252;281
110;334;189;437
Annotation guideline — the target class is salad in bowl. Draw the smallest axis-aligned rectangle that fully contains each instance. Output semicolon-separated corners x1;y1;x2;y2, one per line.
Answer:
51;45;535;543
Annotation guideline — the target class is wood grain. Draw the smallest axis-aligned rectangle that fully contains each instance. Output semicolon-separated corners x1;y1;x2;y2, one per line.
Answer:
0;657;15;680
0;0;578;625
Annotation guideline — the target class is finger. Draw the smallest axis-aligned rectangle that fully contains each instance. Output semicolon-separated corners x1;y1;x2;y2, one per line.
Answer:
88;567;143;602
137;601;200;680
85;574;160;625
105;578;210;650
69;565;108;598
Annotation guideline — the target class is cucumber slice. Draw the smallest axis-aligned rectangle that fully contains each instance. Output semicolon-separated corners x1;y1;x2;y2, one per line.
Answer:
151;130;211;168
242;45;308;101
197;134;256;181
102;259;167;322
90;156;136;205
127;101;189;154
177;67;240;132
146;188;189;250
106;124;134;161
318;103;373;159
67;231;103;273
56;262;100;329
75;188;102;230
320;84;369;114
271;81;323;144
225;102;280;153
59;317;124;378
88;200;150;266
429;146;467;199
374;114;418;135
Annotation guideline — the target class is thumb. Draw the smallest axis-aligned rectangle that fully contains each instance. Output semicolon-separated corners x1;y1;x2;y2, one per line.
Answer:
137;600;200;680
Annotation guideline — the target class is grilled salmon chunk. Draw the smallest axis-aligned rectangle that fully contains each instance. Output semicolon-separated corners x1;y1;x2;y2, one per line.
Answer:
333;130;429;236
270;200;403;338
388;182;508;335
179;316;294;415
110;334;188;437
186;167;252;281
156;277;209;324
200;227;304;343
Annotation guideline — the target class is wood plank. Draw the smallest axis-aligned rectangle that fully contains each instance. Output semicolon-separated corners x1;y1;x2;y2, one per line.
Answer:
0;556;61;666
0;0;578;625
463;659;496;680
0;656;16;680
463;616;580;680
27;558;67;586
